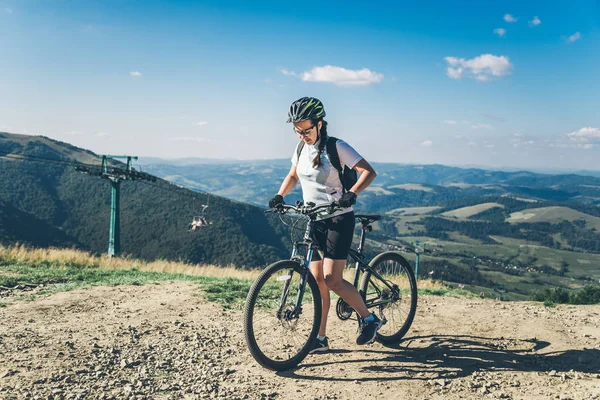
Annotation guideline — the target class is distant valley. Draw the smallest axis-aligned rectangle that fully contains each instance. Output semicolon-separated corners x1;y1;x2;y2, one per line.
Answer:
2;132;600;300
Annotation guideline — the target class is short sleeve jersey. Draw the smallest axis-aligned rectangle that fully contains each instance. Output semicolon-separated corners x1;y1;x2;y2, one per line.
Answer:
291;138;363;220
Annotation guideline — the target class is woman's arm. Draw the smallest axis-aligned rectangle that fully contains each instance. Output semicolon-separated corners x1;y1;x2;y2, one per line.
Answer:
349;159;377;195
277;166;299;197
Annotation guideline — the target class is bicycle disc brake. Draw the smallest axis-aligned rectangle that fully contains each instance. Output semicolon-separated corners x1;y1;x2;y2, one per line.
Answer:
378;284;401;325
380;284;400;304
336;298;354;321
279;305;300;330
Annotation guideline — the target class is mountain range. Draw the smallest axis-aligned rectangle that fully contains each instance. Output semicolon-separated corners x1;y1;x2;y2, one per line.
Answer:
2;131;600;299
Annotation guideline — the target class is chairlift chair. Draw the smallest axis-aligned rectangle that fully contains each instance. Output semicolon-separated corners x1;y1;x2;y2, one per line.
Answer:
188;193;212;231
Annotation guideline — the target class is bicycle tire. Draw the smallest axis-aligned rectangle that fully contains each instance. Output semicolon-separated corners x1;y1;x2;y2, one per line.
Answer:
359;251;417;344
243;260;322;371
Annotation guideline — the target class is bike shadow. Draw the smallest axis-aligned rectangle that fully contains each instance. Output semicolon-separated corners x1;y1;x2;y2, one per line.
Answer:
276;334;600;382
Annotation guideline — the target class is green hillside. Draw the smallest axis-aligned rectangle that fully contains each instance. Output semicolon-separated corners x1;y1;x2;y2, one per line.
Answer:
0;132;289;268
139;159;600;211
507;206;600;231
442;202;505;219
0;201;79;247
2;131;599;300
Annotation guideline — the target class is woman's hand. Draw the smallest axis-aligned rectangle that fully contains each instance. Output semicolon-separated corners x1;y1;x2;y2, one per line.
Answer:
268;194;284;209
338;191;357;207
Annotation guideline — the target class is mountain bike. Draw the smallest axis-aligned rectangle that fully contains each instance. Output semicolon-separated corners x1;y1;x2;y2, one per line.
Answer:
243;202;418;371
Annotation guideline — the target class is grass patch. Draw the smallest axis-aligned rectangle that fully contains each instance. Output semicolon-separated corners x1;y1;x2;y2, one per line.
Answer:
420;287;478;299
1;245;497;310
201;278;253;309
0;261;235;305
0;262;207;287
543;300;556;308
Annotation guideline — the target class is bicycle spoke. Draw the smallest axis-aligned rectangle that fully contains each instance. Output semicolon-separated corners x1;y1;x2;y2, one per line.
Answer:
245;262;320;369
360;253;417;343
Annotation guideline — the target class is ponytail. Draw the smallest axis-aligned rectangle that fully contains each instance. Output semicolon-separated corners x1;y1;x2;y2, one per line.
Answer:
312;119;328;168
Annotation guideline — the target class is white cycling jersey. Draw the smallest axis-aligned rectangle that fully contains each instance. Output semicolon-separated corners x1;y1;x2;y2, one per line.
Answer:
291;137;363;220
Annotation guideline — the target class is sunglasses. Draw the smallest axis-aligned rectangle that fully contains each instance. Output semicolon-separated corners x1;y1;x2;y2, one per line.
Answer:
293;124;316;136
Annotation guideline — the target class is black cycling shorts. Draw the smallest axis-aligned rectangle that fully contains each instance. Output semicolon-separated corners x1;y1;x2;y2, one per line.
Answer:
310;211;355;261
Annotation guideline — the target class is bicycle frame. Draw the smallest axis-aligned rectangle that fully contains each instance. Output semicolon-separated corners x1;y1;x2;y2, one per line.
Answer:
279;213;397;318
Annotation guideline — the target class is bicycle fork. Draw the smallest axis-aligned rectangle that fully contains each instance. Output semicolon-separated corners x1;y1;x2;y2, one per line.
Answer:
277;223;316;321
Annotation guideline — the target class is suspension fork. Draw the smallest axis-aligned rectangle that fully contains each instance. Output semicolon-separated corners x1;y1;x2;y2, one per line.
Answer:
278;219;316;318
289;246;314;317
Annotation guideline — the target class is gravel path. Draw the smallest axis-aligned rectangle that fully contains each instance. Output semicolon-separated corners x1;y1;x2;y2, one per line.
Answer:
1;283;599;399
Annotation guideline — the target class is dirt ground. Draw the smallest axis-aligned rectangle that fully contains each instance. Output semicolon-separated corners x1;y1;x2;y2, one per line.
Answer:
1;283;599;400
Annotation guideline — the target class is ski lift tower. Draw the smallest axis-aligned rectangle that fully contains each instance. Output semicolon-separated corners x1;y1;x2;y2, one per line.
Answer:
76;155;156;257
411;241;427;280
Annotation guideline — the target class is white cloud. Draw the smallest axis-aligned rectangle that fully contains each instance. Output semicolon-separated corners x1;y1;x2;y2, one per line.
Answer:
482;113;505;122
172;137;211;143
446;66;463;79
96;132;109;137
548;142;569;149
485;144;496;148
504;14;517;23
494;28;506;37
546;128;600;150
195;121;208;127
280;69;297;77
67;130;83;136
444;54;513;82
567;127;600;139
511;138;535;148
5;7;13;14
421;140;433;147
529;16;541;27
471;123;493;130
130;71;142;77
299;65;384;86
567;32;581;43
443;120;457;125
467;141;477;146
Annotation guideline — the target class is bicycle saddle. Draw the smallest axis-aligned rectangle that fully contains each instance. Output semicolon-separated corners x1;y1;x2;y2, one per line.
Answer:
354;214;381;224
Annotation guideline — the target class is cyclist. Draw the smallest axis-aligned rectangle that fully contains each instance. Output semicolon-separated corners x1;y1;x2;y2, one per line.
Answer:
269;97;379;352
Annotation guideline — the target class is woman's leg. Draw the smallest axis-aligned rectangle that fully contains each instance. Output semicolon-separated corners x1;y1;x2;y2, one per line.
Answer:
323;258;370;318
309;259;330;336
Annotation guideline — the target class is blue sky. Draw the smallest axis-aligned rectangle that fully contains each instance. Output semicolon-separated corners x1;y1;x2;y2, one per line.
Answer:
1;1;599;169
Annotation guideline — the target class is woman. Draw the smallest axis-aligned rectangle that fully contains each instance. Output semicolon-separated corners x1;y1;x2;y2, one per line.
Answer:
268;97;380;352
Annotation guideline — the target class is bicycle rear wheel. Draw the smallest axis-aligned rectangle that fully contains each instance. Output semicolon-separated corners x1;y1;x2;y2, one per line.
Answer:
243;260;322;371
359;251;417;344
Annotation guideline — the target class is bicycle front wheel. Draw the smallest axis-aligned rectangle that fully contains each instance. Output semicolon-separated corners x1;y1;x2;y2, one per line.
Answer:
359;251;417;344
243;260;322;371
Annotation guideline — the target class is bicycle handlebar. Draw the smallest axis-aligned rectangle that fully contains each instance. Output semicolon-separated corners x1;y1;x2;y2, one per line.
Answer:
265;202;343;217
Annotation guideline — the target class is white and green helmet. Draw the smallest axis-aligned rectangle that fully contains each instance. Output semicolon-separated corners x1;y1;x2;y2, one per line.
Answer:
287;97;326;123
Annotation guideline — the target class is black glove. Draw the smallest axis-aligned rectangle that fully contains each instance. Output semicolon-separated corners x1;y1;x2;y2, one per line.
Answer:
338;191;357;208
268;194;284;209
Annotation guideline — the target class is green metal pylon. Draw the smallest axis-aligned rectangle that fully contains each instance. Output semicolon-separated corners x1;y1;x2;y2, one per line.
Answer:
108;180;121;257
412;241;425;280
76;154;155;258
103;155;137;257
